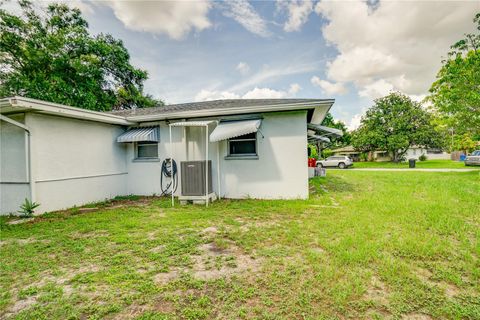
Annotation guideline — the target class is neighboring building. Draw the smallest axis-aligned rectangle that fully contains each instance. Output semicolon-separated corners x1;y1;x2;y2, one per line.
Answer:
0;96;335;214
330;146;390;162
331;145;450;162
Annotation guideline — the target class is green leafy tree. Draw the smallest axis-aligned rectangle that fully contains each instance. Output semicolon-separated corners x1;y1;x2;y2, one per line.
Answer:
454;133;477;154
429;13;480;136
321;112;351;147
0;0;161;110
351;92;438;162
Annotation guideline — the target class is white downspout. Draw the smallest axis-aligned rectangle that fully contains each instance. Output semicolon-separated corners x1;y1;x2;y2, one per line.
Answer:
217;140;221;200
205;124;209;207
169;124;174;207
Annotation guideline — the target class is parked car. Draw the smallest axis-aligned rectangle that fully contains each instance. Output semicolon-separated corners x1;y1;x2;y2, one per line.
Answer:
465;150;480;166
316;156;353;169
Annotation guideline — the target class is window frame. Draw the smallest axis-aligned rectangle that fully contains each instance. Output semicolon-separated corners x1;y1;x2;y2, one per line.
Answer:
134;141;159;161
226;132;258;159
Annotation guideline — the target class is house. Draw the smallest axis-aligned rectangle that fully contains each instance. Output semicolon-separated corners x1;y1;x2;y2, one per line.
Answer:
330;146;390;162
331;145;450;161
0;96;335;214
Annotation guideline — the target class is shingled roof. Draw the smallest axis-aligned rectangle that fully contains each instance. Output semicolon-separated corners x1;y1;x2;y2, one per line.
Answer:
112;99;332;117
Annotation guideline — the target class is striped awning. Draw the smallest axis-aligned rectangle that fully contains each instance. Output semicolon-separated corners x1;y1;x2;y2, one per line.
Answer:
116;127;159;143
308;134;330;143
307;124;343;137
210;119;262;142
169;120;214;127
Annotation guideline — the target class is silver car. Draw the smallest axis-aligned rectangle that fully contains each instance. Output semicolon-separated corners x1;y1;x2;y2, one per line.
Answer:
465;150;480;166
316;156;353;169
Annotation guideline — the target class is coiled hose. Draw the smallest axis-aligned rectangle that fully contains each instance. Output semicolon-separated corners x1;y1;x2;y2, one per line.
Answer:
160;158;178;196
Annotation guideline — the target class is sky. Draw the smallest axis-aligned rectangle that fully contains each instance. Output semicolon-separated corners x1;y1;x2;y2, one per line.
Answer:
4;0;480;130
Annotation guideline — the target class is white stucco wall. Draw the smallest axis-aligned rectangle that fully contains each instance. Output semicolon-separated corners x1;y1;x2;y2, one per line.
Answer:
1;109;311;214
26;113;128;213
0;114;30;214
218;111;309;199
125;111;308;200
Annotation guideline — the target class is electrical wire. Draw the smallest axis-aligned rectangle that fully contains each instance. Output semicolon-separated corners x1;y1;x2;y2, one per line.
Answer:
160;158;178;196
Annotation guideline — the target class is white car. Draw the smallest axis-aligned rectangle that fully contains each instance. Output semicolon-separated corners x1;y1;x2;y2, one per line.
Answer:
316;156;353;169
465;150;480;166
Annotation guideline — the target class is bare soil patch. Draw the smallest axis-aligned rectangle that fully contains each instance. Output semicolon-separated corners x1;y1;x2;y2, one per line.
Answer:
414;266;461;298
402;313;433;320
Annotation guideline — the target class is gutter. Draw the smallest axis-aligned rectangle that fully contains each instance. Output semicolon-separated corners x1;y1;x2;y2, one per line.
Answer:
0;114;34;203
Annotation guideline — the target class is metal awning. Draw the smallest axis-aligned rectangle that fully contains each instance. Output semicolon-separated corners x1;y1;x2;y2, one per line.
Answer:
308;134;330;143
117;127;159;143
307;124;343;137
169;121;214;127
210;119;262;142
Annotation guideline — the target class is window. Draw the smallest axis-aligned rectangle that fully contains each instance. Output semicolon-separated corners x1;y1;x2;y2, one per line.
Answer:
228;132;257;157
136;142;158;159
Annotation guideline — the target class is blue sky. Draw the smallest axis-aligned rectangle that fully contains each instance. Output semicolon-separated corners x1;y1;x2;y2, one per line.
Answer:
5;0;479;129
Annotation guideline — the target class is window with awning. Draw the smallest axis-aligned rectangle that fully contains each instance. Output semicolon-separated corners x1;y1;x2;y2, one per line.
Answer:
116;127;159;143
209;119;262;142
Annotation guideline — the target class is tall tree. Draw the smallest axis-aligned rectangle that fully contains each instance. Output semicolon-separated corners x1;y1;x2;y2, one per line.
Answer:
321;112;351;147
429;12;480;136
0;0;161;111
351;92;438;162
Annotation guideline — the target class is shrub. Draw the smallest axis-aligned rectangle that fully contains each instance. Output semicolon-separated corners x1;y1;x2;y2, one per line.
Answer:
321;149;333;159
359;152;369;162
18;198;40;218
419;154;428;161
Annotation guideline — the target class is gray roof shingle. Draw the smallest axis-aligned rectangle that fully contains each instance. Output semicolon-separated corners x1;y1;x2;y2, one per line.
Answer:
111;99;331;117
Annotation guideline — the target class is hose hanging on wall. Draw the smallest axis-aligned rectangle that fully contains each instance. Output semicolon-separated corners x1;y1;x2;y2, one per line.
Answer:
160;158;178;196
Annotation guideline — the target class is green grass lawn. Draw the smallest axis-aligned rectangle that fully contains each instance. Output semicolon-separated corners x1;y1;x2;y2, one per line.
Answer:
1;171;479;319
352;159;471;169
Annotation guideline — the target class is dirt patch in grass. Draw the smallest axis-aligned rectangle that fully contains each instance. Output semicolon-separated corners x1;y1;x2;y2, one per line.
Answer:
70;230;109;239
414;266;461;299
1;237;50;246
154;270;180;285
402;313;433;320
365;275;389;306
3;263;102;316
202;226;218;235
153;241;262;284
6;218;35;225
111;296;175;320
4;296;37;316
192;242;261;280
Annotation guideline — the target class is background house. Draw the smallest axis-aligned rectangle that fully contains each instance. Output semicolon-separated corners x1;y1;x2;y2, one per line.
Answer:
0;97;334;214
331;145;450;162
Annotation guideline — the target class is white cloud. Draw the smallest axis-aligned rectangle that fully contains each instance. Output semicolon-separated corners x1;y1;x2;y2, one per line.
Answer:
194;90;240;102
222;0;271;37
288;83;302;95
358;79;394;99
278;0;313;32
311;76;347;95
105;0;211;40
347;113;363;131
227;62;318;92
236;62;250;75
315;0;478;100
195;83;302;101
242;87;287;99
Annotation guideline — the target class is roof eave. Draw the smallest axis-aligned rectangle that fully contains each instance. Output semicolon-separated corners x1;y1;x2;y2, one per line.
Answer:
0;96;133;125
127;100;335;122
